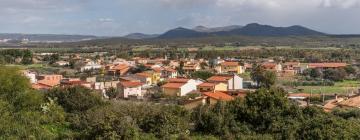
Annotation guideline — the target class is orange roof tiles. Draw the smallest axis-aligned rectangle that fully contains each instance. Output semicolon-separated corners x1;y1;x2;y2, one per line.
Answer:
338;95;360;108
198;82;216;87
119;81;143;88
136;72;152;77
162;83;185;89
308;63;347;68
203;91;234;101
262;63;277;68
32;83;52;90
207;76;232;82
221;61;239;66
112;64;129;70
164;68;177;72
168;78;190;83
37;80;60;87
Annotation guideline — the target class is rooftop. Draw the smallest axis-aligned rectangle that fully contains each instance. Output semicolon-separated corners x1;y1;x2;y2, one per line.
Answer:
203;91;234;101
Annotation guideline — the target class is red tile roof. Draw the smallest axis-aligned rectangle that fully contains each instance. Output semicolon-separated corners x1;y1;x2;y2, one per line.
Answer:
203;91;234;101
164;68;177;72
32;83;52;90
168;78;190;83
119;81;143;88
162;83;185;89
262;63;277;68
136;72;152;77
207;76;232;82
308;63;347;68
338;95;360;108
152;67;163;72
221;61;239;66
37;80;60;87
198;82;216;87
112;64;129;70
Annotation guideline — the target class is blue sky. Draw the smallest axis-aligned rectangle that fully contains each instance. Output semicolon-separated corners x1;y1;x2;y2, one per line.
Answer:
1;0;360;36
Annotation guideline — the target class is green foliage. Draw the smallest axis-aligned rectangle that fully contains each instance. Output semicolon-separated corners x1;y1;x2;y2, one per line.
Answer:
0;66;71;139
251;65;277;88
46;86;105;113
323;68;347;81
191;71;214;80
0;49;33;64
43;53;60;64
192;87;360;139
105;87;118;99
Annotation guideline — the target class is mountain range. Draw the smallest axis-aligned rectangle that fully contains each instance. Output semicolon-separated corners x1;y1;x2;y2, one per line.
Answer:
156;23;325;39
0;23;329;42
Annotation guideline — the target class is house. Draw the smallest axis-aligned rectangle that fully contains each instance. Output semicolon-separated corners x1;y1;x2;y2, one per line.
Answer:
36;74;63;88
307;63;347;70
183;63;201;74
80;62;102;72
106;64;130;76
117;81;143;99
160;67;178;79
203;91;235;105
22;70;37;83
31;83;52;91
60;78;92;89
127;74;152;87
338;95;360;108
135;72;159;85
54;61;70;66
207;74;243;91
162;78;203;96
216;61;245;74
262;62;282;72
180;91;235;109
283;62;301;73
197;82;228;93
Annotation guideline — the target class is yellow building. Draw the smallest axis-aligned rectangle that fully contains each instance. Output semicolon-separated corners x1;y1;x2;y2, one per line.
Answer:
197;82;228;92
217;61;244;74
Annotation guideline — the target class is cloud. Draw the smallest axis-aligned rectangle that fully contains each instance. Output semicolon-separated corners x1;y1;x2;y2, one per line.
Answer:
98;18;114;22
0;0;360;35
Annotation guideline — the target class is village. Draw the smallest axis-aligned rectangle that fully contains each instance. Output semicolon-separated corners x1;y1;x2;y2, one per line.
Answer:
20;51;360;112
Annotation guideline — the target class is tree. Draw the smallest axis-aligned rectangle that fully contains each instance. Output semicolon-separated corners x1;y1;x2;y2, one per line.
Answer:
251;64;265;86
323;68;346;81
0;66;70;139
309;68;322;79
46;86;105;113
251;65;277;88
105;87;118;100
344;65;356;75
190;71;214;80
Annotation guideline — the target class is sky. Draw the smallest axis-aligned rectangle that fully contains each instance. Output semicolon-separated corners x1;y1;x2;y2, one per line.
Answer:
1;0;360;36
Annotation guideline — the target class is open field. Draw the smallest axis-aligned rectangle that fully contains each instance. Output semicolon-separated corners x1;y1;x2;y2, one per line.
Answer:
288;80;360;95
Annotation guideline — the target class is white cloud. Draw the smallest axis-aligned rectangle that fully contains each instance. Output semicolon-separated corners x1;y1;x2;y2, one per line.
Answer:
98;18;114;22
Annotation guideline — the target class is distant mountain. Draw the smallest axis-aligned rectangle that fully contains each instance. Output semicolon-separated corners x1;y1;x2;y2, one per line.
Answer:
193;25;243;33
157;27;208;39
0;33;99;43
224;23;325;36
123;33;159;39
157;23;326;39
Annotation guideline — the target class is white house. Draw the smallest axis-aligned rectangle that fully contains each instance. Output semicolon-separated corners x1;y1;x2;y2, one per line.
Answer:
117;81;143;99
22;70;37;83
80;61;102;72
207;74;243;91
162;78;203;96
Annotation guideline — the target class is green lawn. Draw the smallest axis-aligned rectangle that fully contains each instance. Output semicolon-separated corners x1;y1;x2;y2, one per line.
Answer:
289;80;360;95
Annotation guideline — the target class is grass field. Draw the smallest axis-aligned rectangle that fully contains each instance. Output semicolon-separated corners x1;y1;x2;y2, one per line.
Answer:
289;80;360;95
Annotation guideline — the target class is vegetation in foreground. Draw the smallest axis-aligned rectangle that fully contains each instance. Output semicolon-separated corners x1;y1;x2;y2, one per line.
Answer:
2;66;360;139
